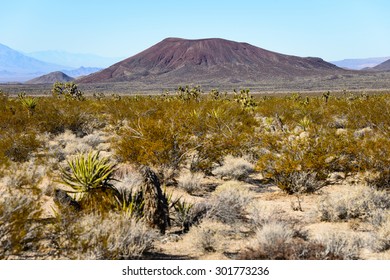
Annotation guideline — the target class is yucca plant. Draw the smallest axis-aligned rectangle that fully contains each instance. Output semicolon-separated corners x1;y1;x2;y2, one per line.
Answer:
60;151;119;213
298;116;312;131
173;199;194;232
19;93;37;116
61;151;117;192
116;188;145;219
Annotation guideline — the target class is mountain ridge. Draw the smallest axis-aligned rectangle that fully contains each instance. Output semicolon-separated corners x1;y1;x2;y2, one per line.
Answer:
331;57;390;70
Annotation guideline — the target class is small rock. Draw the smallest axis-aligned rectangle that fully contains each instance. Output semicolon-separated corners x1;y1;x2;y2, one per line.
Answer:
327;172;346;183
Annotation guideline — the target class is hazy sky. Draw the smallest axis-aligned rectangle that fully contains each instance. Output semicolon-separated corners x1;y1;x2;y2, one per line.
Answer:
1;0;389;61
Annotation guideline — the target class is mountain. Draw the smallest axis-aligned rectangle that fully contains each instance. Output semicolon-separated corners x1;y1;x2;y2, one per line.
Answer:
62;67;102;78
331;57;390;70
0;43;71;82
28;50;123;68
25;71;74;84
369;59;390;71
78;37;343;85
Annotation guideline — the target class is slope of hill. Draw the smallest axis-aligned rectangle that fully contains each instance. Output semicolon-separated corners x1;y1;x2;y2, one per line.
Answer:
331;57;390;70
370;59;390;71
78;37;343;85
25;71;74;84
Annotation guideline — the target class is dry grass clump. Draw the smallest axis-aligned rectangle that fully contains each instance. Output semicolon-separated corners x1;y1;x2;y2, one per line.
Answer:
239;221;344;260
374;214;390;252
367;210;390;252
53;212;156;260
186;219;230;253
0;187;42;259
317;185;390;222
177;170;204;194
249;204;289;228
206;181;253;224
212;155;254;180
0;160;48;189
314;232;363;260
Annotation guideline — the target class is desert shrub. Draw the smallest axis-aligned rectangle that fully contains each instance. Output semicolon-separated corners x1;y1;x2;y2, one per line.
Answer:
256;126;364;193
114;97;258;175
317;185;390;222
359;137;390;190
114;99;194;178
314;232;362;260
51;211;155;259
240;221;344;260
257;134;328;194
0;160;47;189
0;131;41;164
273;171;324;194
373;212;390;252
249;205;289;228
186;219;231;253
177;171;203;194
212;155;254;180
0;188;42;259
206;181;252;224
366;170;390;190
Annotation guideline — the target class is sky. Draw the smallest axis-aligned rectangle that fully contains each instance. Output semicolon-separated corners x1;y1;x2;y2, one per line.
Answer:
1;0;389;61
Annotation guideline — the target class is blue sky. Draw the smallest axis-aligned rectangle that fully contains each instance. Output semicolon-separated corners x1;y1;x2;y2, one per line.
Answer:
1;0;389;60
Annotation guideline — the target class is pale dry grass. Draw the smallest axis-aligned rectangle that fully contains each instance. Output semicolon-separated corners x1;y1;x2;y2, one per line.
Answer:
206;181;253;224
177;171;204;194
212;155;254;180
316;185;390;222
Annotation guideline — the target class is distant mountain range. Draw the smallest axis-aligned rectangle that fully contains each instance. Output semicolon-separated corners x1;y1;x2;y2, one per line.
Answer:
0;43;113;82
1;40;389;85
331;57;390;70
78;37;344;85
27;50;123;68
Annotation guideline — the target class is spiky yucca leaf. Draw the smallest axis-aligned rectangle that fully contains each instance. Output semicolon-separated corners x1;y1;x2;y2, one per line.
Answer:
116;188;145;219
60;151;117;192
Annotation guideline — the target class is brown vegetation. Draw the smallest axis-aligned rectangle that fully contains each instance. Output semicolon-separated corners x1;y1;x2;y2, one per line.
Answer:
1;86;390;259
